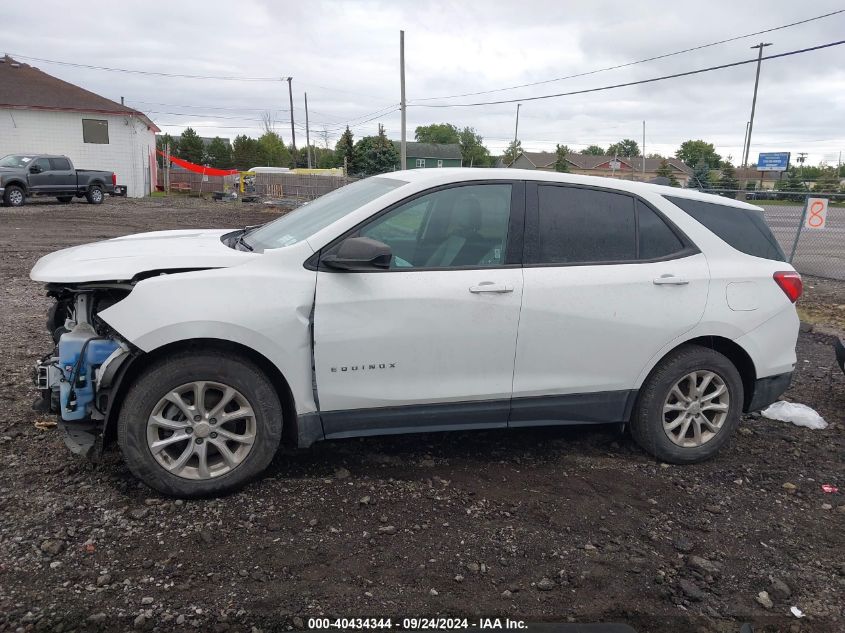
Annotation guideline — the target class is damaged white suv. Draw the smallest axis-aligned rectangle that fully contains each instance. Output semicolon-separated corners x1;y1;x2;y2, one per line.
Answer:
31;169;801;497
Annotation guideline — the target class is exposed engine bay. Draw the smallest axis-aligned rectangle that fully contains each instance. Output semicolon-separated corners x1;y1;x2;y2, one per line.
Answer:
34;283;134;457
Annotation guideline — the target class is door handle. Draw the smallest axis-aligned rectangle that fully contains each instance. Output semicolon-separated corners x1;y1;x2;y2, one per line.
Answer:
469;282;514;293
653;274;689;286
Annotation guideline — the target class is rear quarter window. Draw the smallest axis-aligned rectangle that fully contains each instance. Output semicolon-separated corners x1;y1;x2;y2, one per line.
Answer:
664;196;785;261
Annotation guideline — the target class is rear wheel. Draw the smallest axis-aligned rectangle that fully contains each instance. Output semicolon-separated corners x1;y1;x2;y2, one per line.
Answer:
85;185;104;204
56;196;73;203
118;351;283;497
630;345;743;464
3;185;25;207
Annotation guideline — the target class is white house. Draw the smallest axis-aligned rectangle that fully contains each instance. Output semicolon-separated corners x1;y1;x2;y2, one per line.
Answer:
0;56;159;197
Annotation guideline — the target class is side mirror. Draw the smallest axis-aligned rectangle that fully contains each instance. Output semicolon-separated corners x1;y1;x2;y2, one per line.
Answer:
29;165;42;174
322;236;392;271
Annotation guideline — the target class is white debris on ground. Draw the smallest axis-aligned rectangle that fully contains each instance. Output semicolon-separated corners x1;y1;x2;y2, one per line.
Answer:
761;401;828;430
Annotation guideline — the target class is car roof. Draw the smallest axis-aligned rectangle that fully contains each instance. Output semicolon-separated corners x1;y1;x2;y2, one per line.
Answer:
390;168;762;212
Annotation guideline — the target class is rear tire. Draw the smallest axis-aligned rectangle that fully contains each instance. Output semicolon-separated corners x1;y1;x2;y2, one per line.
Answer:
118;351;283;497
56;196;73;203
85;185;104;204
630;345;743;464
3;185;25;207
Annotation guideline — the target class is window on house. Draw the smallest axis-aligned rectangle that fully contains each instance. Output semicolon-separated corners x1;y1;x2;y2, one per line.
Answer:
82;119;109;144
437;159;443;167
415;158;426;168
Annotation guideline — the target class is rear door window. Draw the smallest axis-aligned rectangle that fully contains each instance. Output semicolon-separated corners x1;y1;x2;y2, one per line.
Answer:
665;196;785;261
49;157;71;171
536;185;636;264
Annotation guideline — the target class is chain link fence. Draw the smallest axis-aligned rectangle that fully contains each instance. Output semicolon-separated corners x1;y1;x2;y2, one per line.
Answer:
700;189;845;281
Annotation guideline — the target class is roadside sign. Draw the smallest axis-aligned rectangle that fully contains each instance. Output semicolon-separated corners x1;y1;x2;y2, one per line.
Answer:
757;152;790;171
804;197;828;229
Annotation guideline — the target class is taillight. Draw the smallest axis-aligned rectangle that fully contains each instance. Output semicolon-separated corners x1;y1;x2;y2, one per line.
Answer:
773;271;802;303
112;173;117;186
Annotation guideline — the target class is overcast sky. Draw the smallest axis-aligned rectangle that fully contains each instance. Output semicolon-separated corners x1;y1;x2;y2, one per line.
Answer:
5;1;845;164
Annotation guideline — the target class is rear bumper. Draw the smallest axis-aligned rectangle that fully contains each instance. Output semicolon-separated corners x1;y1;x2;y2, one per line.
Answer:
746;371;793;412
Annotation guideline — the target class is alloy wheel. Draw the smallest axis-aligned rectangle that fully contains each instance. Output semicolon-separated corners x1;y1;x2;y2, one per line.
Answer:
146;381;256;480
662;370;730;448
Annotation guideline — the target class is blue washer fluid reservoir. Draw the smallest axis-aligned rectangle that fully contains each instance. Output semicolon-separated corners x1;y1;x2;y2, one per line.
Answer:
58;324;120;421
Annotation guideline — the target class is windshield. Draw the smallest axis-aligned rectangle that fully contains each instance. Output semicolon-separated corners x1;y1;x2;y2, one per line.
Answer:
244;177;407;251
0;155;36;168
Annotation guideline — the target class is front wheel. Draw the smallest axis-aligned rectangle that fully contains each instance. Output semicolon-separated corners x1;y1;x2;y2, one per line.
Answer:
118;351;283;497
630;345;743;464
85;185;104;204
3;185;25;207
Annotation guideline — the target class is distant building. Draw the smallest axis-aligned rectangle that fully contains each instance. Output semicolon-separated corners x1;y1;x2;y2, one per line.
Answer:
735;167;784;190
0;56;159;197
394;142;462;169
510;151;693;186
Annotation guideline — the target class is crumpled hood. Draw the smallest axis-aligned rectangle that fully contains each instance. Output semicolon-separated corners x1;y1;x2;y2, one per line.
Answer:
30;229;258;283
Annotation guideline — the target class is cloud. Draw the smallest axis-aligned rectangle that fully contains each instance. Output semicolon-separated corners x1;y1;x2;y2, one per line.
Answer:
3;0;844;163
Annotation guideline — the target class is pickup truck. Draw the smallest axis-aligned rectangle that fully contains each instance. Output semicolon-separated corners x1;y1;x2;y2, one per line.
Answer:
0;154;117;207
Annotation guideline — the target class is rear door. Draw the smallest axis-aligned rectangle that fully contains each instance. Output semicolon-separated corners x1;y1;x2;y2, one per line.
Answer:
48;157;76;193
313;181;525;437
510;183;709;426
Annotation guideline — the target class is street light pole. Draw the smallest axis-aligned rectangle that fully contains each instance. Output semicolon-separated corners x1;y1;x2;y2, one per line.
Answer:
742;42;771;170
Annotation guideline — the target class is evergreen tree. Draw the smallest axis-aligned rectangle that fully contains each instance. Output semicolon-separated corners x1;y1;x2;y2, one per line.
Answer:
502;140;522;166
688;160;711;189
718;161;739;192
813;169;840;193
155;134;179;167
352;124;399;176
232;135;261;171
335;126;355;172
655;158;681;187
205;137;233;169
178;127;205;164
554;144;570;173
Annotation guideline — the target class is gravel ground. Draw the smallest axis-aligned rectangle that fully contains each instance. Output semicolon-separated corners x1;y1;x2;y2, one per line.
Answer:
0;197;843;633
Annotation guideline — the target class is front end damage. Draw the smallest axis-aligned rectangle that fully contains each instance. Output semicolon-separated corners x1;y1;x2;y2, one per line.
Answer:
33;283;135;458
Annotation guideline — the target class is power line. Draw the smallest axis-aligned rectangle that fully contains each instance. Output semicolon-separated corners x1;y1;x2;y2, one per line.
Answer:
6;53;287;82
411;9;845;102
127;100;289;113
412;39;845;108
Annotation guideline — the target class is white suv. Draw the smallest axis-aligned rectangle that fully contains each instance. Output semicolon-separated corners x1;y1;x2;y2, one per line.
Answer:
31;169;801;497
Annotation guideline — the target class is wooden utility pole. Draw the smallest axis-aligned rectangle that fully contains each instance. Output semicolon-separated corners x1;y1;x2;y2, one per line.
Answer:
400;30;407;170
511;103;521;167
642;120;646;180
742;43;772;169
287;77;297;166
304;92;312;169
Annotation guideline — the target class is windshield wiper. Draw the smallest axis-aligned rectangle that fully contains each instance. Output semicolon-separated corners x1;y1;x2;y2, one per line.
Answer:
233;224;263;252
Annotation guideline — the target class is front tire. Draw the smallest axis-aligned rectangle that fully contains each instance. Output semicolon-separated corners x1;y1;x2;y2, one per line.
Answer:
85;185;104;204
630;345;743;464
118;351;283;497
3;185;25;207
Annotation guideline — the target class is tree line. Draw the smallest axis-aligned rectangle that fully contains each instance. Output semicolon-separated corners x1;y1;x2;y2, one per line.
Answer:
156;124;844;192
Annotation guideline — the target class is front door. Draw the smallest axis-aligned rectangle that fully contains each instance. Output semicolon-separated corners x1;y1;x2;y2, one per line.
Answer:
510;183;709;426
314;181;525;438
27;158;53;193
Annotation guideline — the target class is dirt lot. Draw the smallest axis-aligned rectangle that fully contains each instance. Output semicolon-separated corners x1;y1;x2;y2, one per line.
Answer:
1;197;843;633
